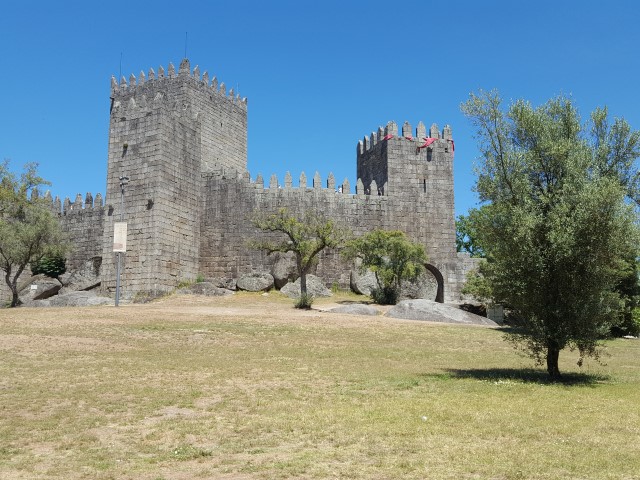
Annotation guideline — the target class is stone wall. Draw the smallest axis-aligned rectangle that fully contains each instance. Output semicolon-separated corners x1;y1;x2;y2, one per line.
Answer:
101;104;203;298
200;165;462;301
59;193;105;270
100;58;246;298
200;171;391;288
355;120;459;299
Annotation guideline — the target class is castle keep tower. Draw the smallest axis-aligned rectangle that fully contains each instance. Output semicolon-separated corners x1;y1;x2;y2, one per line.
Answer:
102;59;247;297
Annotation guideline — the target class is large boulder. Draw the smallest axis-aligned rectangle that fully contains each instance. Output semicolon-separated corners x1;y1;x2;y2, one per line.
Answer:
205;277;237;291
387;299;498;326
400;270;439;301
270;251;298;289
59;256;102;292
177;282;234;297
350;266;378;296
48;291;112;307
236;272;274;292
350;264;438;301
330;304;379;316
280;275;332;298
18;276;62;304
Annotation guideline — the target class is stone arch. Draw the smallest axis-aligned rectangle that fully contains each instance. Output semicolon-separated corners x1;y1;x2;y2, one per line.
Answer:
425;263;445;303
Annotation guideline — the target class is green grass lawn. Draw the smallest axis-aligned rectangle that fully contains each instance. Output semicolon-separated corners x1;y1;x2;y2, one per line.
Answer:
1;292;639;479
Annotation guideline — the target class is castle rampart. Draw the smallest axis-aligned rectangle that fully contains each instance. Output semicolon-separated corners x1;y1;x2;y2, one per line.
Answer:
1;58;470;305
34;191;106;272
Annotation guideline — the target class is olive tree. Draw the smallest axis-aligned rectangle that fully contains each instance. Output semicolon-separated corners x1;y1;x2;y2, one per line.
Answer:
250;208;349;308
461;91;640;379
0;161;68;307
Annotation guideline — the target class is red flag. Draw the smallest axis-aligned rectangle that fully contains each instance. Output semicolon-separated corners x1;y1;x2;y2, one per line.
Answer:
382;134;394;141
418;137;436;149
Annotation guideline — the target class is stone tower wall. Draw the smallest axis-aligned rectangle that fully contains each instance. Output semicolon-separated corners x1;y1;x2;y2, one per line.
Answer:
100;58;248;298
355;120;460;299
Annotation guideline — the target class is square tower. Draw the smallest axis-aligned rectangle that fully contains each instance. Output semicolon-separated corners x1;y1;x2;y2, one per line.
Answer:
356;120;457;285
101;59;248;297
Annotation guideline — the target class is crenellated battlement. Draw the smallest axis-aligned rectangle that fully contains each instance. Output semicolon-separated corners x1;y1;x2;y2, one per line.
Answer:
203;167;389;197
108;57;248;176
35;190;104;215
357;120;453;154
111;58;247;110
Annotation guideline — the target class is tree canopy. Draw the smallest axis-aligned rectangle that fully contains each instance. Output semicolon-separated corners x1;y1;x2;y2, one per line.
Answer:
343;229;427;305
461;91;640;379
0;161;68;307
456;211;484;258
250;208;349;308
30;253;67;281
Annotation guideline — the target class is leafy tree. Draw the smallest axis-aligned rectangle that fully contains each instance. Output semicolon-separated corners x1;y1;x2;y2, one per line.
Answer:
30;253;67;282
461;264;493;304
461;90;640;379
590;107;640;207
611;258;640;336
0;161;68;307
250;208;349;308
343;230;427;305
456;209;485;257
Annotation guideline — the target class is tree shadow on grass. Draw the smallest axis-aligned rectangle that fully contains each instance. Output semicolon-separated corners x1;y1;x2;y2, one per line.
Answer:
423;368;610;386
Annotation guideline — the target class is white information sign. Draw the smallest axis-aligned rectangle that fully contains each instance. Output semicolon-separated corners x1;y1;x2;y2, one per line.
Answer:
113;222;128;252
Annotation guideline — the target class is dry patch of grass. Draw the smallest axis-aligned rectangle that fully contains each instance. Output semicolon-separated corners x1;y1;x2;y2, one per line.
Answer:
1;291;639;479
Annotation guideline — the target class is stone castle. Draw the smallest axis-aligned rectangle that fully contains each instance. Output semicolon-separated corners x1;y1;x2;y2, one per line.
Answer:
5;58;476;303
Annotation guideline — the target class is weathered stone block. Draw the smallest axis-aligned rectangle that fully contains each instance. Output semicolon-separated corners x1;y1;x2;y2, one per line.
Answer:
237;272;274;292
280;275;331;299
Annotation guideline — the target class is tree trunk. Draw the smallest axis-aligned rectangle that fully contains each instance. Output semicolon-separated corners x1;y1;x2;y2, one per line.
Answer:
300;272;307;297
11;290;19;308
5;270;19;308
546;344;561;380
9;279;20;308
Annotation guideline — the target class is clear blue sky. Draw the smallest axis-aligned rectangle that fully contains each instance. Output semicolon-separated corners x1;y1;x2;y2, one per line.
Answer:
2;0;638;217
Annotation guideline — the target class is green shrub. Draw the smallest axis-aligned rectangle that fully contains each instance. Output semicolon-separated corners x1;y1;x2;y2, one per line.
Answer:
295;293;313;309
31;254;66;279
370;286;399;305
612;307;640;337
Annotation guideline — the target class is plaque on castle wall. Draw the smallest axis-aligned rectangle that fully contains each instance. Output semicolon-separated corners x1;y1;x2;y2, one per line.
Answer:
113;222;127;252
